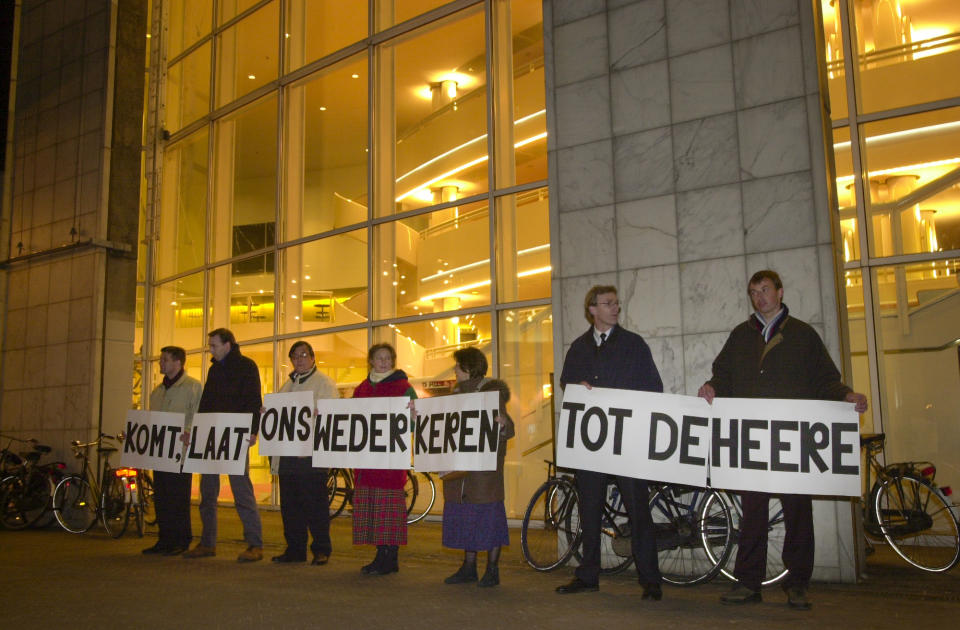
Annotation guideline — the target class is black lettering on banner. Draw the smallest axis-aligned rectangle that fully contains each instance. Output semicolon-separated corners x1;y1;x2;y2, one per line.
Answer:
800;421;829;473
740;419;767;470
680;415;708;466
187;426;203;460
390;413;407;453
260;408;278;440
279;407;296;441
479;410;498;453
415;415;429;453
314;414;332;451
443;412;459;453
369;413;386;452
166;427;182;458
831;422;859;475
562;402;586;448
232;427;249;460
711;418;738;468
150;424;166;457
580;406;607;452
349;414;368;451
607;407;631;456
770;421;799;472
648;412;677;461
202;427;217;459
216;427;231;460
124;422;137;452
331;414;348;452
296;407;312;440
136;423;150;455
459;409;478;453
429;413;443;454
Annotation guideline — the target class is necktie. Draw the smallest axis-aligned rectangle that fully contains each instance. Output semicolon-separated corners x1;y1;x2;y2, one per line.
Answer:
599;332;606;346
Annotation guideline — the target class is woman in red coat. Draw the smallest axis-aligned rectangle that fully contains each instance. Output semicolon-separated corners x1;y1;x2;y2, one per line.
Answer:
352;343;416;575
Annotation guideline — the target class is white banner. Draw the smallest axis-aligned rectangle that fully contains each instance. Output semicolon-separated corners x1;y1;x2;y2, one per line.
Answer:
312;397;412;470
412;391;501;472
120;409;187;473
181;412;254;475
557;385;861;497
258;391;316;457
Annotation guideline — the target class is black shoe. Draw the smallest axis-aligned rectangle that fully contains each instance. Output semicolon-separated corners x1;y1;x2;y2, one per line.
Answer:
311;552;330;566
720;585;762;605
478;566;499;588
142;543;167;555
272;554;305;563
368;546;399;575
641;583;662;601
163;545;188;556
784;585;812;610
361;547;386;575
444;563;478;584
556;578;599;594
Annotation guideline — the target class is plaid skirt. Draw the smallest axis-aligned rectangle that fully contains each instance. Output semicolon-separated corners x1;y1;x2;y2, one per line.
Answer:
352;487;408;546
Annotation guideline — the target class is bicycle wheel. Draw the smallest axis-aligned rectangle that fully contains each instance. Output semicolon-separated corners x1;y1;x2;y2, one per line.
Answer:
649;485;732;585
53;475;97;533
0;475;29;529
405;471;436;524
101;473;129;538
568;481;634;574
875;474;960;572
328;468;351;518
140;471;156;526
521;478;580;571
0;470;52;530
30;471;60;529
709;492;788;586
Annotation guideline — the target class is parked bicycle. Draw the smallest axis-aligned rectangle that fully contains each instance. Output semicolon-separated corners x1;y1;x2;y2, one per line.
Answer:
519;460;581;571
52;434;139;537
327;468;437;525
0;435;66;530
860;432;959;572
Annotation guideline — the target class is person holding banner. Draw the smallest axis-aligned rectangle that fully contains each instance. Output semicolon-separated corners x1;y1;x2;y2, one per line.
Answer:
352;343;416;576
556;285;664;601
441;347;515;588
142;345;202;556
698;269;867;610
183;328;264;563
273;340;338;566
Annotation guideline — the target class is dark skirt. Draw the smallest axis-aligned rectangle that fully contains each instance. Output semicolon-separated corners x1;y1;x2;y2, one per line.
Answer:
352;487;407;546
442;501;510;550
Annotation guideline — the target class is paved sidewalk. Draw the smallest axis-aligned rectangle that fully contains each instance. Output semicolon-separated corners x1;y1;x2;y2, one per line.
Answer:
1;507;958;629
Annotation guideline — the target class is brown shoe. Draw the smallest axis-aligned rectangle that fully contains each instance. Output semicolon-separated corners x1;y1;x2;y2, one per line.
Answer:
182;544;216;559
311;552;330;566
237;546;263;563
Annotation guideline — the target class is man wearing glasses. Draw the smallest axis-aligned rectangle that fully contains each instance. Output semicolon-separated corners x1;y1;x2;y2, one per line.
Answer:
556;285;664;601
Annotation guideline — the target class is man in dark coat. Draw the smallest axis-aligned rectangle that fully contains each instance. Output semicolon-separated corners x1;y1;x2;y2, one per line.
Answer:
699;270;867;610
183;328;264;562
555;285;664;601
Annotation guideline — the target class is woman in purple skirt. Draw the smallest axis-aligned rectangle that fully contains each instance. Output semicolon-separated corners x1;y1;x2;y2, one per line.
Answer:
441;347;515;587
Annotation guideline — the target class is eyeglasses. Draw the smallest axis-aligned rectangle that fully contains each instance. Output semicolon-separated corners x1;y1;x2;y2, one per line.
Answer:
594;300;620;308
292;352;311;359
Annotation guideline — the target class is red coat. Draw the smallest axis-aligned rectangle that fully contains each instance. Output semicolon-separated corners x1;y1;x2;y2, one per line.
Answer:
352;370;415;490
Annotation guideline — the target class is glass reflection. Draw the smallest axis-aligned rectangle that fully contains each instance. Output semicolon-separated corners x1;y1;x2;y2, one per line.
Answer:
279;331;369;399
285;0;367;72
216;2;279;107
158;129;208;277
152;272;204;354
496;187;550;302
167;0;212;59
165;42;211;134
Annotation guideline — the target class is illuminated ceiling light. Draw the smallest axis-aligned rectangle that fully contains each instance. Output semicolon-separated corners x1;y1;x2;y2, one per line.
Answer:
284;33;290;38
248;74;256;80
319;106;327;111
833;121;960;151
392;281;398;286
294;316;300;320
234;280;240;285
834;157;960;183
304;275;311;280
382;271;388;276
291;279;297;284
351;73;359;79
517;265;551;278
291;294;297;299
146;33;151;38
400;290;406;295
170;301;177;306
258;289;264;294
420;280;492;302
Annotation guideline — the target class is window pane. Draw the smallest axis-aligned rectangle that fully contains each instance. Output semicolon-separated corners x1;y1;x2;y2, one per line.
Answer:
158;129;208;277
499;305;553;519
209;260;275;342
821;0;847;119
841;268;874;435
870;260;960;476
218;0;264;25
280;331;368;398
496;187;550;302
494;0;546;188
832;126;861;263
851;0;960;115
232;341;273;496
374;0;450;31
372;313;493;395
285;0;367;72
152;272;204;355
165;42;211;133
279;230;369;335
167;0;212;59
215;2;279;108
860;107;960;257
212;95;277;263
380;6;488;216
283;55;368;241
375;201;490;320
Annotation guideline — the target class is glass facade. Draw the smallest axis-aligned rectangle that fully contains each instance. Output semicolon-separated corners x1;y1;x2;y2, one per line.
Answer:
820;1;960;487
140;0;551;516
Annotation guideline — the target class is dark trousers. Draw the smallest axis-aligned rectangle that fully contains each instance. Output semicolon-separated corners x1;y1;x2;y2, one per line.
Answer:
278;459;331;559
573;470;660;584
733;491;814;591
153;470;192;549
